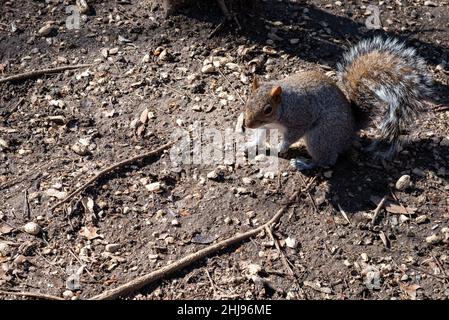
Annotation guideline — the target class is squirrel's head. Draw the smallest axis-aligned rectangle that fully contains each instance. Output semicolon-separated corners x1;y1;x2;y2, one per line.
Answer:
244;77;282;129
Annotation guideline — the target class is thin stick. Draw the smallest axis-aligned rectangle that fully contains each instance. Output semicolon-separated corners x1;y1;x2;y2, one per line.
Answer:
23;189;31;220
90;187;307;300
265;226;295;276
67;248;95;280
50;141;176;211
161;83;193;100
407;265;449;281
216;67;245;104
0;64;93;84
0;290;64;300
371;196;387;225
298;174;318;213
431;255;449;281
208;20;226;38
3;97;24;120
205;269;219;297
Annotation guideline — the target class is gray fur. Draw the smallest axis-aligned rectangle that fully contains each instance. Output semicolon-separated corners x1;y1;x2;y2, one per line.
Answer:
337;37;433;158
244;37;432;169
245;72;354;167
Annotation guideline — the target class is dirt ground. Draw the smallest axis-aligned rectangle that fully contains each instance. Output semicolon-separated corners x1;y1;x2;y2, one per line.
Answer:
0;0;448;300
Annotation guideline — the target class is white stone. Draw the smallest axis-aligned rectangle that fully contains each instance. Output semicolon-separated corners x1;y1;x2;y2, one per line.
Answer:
23;222;41;235
395;175;411;190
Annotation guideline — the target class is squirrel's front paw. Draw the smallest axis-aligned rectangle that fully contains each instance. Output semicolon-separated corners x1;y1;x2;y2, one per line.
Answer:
290;158;316;171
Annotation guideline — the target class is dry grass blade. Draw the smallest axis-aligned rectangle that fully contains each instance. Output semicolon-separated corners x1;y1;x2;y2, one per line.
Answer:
0;64;92;84
0;290;64;300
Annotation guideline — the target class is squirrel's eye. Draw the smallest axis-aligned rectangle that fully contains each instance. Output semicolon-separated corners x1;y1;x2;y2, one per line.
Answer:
264;105;273;115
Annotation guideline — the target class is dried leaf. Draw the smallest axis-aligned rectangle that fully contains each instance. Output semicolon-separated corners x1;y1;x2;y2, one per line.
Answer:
79;226;100;240
370;196;416;215
179;209;191;217
0;223;14;235
385;203;417;215
400;283;421;300
379;231;390;248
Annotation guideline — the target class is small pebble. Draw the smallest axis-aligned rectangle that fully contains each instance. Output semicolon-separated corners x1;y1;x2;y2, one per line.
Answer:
285;237;298;249
416;215;428;224
201;64;215;74
395;175;411;190
207;170;219;180
23;222;41;236
62;290;74;299
146;182;162;192
426;234;442;244
361;253;369;262
0;242;11;256
105;244;121;253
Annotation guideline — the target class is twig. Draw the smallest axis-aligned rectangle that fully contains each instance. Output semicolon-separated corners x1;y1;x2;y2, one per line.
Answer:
50;140;176;211
216;0;239;28
390;189;413;217
161;83;192;100
67;248;95;280
216;67;245;104
0;290;64;300
371;196;387;225
89;187;308;300
407;265;449;281
23;189;31;220
204;269;238;299
208;20;226;38
265;226;295;276
431;255;449;281
0;64;93;84
298;174;318;213
205;269;219;297
0;157;61;192
3;97;24;120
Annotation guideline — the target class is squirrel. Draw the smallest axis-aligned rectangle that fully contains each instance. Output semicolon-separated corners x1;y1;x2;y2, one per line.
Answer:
243;37;433;170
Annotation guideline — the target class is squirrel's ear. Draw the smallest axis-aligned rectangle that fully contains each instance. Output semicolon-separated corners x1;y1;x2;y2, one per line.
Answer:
269;86;282;98
252;77;260;91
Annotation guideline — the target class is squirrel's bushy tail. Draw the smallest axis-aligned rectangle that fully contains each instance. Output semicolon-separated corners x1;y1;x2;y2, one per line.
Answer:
337;37;433;158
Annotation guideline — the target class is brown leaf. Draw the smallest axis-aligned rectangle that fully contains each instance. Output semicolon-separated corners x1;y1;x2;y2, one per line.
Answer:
370;196;417;215
179;209;191;217
79;226;101;240
0;223;14;235
400;283;421;300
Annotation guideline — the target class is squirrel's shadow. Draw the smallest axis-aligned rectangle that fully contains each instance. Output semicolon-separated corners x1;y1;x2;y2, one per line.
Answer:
177;0;449;104
291;135;449;215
